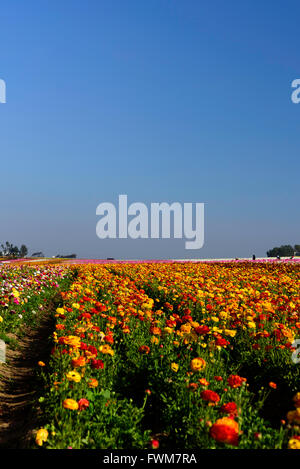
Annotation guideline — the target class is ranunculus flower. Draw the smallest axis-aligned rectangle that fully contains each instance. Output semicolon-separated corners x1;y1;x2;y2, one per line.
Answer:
88;378;99;388
200;389;220;403
35;428;48;446
219;402;238;417
91;358;104;369
227;374;246;388
78;398;89;411
63;399;79;410
209;417;239;446
190;357;206;372
288;436;300;449
151;439;159;449
171;362;179;372
66;370;81;383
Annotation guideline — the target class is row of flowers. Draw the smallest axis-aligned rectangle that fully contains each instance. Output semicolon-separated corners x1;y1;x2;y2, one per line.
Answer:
34;262;299;449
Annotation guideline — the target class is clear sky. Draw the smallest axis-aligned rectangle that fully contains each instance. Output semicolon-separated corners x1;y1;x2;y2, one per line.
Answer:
0;0;299;259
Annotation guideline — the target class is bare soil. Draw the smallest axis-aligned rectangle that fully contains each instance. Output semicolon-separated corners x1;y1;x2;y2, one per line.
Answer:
0;313;54;448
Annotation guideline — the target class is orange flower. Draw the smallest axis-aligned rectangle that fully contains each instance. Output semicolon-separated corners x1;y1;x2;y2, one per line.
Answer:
88;378;99;388
63;398;79;410
71;356;87;367
188;382;198;391
199;378;209;386
269;381;277;389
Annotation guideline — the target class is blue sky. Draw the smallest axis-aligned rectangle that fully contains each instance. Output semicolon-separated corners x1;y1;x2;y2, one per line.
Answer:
0;0;299;259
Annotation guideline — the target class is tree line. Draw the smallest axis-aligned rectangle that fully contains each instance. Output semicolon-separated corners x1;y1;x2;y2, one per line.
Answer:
0;241;28;258
0;242;77;259
266;244;300;257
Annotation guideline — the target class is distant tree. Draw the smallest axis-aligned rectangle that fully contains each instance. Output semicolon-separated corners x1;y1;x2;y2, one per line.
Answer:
267;245;295;257
11;245;20;257
294;245;300;254
0;242;29;258
0;241;20;257
19;245;28;257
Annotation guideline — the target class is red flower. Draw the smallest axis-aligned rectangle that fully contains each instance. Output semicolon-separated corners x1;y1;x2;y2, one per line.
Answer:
78;312;91;321
104;334;114;344
91;359;104;369
139;345;150;354
227;374;246;388
210;424;238;446
215;337;229;347
220;402;238;417
200;389;220;403
210;418;239;446
77;398;89;411
151;439;159;449
194;325;210;335
87;345;98;356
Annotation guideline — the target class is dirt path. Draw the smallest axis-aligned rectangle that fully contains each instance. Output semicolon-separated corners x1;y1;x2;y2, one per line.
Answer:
0;312;54;448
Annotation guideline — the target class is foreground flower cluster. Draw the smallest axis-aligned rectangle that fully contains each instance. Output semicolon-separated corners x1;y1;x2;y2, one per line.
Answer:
34;261;300;449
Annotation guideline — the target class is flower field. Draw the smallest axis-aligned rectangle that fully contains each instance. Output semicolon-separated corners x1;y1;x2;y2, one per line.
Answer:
0;260;300;449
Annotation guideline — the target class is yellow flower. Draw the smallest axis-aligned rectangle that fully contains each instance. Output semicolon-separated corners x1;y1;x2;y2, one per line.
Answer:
0;316;3;322
211;316;219;323
171;362;179;372
180;323;191;334
66;370;81;383
288;437;300;449
72;303;80;309
63;398;79;410
64;335;81;348
219;311;228;320
56;307;65;314
99;344;114;356
190;357;206;372
247;321;256;329
36;428;48;446
224;329;237;337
